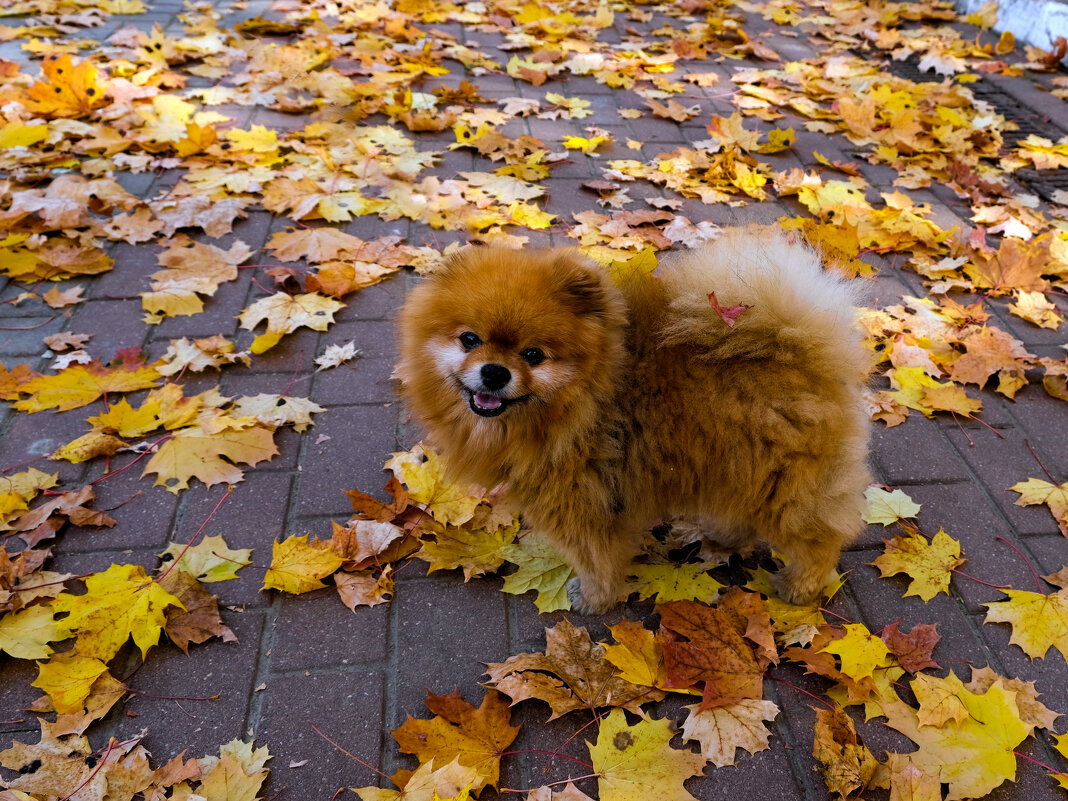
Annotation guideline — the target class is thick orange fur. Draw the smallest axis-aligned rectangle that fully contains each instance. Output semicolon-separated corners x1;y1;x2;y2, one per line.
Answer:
397;227;872;613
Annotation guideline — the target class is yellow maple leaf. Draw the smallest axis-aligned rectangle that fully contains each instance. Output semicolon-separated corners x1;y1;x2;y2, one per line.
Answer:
498;533;575;613
32;653;111;715
0;604;65;660
883;680;1030;800
0;121;49;148
262;534;345;594
87;398;162;437
142;420;279;493
563;135;611;153
588;710;707;801
820;623;890;683
24;54;109;118
393;690;519;792
603;619;669;690
862;486;921;526
911;672;972;728
231;394;325;433
984;588;1068;660
158;534;252;583
398;448;483;527
871;528;964;602
238;292;344;355
49;431;127;463
885;366;982;418
812;706;879;799
198;740;271;801
13;362;161;413
416;521;519;581
628;562;724;604
51;563;183;662
1008;290;1064;330
355;759;481;801
1009;478;1068;537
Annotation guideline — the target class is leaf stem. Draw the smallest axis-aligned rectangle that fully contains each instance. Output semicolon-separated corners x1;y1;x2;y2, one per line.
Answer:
767;675;836;710
308;721;393;782
996;536;1047;595
1024;439;1058;483
1013;750;1058;772
948;568;1010;590
157;486;233;584
60;737;114;801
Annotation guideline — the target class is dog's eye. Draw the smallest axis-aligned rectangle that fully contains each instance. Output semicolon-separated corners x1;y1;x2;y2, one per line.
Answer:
520;347;545;366
459;331;482;350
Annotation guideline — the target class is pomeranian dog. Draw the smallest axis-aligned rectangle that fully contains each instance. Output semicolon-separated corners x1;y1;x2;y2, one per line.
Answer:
397;226;872;614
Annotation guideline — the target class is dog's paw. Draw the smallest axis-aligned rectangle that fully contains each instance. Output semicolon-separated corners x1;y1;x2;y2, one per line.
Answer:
771;569;822;607
567;577;615;615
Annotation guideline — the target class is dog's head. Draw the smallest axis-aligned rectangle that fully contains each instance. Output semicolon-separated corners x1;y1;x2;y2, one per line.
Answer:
397;247;627;443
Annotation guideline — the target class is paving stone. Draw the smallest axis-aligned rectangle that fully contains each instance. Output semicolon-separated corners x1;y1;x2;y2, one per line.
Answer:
312;319;398;406
338;273;407;322
942;425;1065;537
169;472;295;607
291;403;399;519
904;482;1046;613
838;550;994;670
0;316;68;357
66;298;151;357
257;670;385;799
270;591;388;671
391;576;510;726
112;612;266;761
978;608;1068;701
869;411;972;485
0;408;89;486
62;470;180;553
1004;389;1068;477
0;659;41;742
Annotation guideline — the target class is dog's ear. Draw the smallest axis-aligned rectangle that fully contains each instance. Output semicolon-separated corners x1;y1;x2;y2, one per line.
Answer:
552;253;611;317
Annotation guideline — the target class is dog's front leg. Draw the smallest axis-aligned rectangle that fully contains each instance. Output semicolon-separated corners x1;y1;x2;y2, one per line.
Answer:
554;524;638;615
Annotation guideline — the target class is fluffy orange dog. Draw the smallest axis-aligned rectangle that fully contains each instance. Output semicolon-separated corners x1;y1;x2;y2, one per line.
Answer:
397;227;871;614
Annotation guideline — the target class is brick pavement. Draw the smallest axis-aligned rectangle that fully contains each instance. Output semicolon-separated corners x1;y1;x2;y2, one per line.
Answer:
1;0;1067;800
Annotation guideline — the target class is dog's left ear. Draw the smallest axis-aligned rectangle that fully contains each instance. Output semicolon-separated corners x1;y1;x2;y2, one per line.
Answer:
552;253;611;317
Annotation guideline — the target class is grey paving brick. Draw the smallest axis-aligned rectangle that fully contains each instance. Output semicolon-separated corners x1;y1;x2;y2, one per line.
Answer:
66;298;151;357
942;426;1065;537
392;576;510;726
0;659;41;740
63;470;180;553
0;408;89;486
838;550;994;670
869;411;972;485
312;319;398;406
107;611;264;752
291;403;399;519
904;482;1048;613
257;670;386;800
271;591;388;671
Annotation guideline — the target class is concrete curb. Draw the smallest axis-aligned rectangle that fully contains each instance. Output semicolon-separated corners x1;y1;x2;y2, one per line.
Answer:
956;0;1068;55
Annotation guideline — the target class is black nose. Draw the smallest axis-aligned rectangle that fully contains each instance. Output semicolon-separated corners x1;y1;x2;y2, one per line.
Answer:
480;363;511;390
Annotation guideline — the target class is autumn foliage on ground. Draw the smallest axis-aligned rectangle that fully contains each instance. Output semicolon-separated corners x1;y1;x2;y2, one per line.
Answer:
0;0;1067;797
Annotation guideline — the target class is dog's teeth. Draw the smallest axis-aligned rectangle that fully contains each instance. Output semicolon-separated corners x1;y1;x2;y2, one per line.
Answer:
475;392;502;410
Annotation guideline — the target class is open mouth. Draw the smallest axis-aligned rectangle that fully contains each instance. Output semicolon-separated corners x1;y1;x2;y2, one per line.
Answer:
463;389;529;418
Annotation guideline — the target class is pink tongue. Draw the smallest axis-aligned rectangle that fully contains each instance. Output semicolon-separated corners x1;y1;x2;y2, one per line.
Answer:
475;392;502;410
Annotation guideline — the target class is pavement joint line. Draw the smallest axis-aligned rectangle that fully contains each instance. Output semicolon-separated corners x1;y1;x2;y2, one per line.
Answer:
763;679;817;800
267;662;391;679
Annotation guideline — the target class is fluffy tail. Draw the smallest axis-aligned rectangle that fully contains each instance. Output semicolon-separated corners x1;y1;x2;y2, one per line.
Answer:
654;226;870;376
